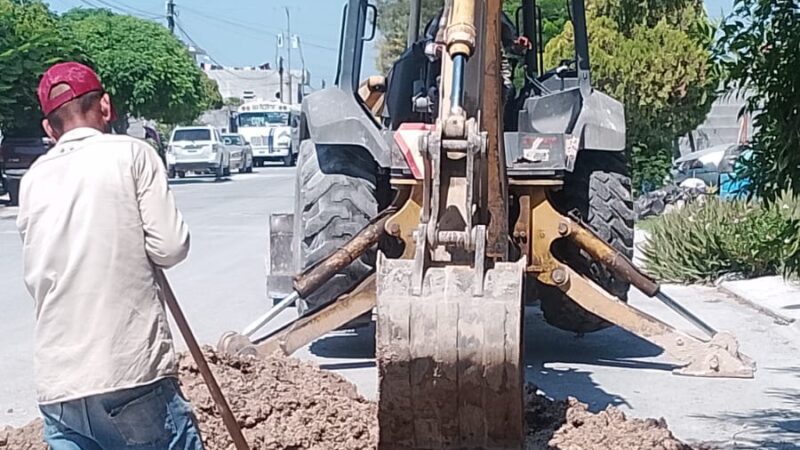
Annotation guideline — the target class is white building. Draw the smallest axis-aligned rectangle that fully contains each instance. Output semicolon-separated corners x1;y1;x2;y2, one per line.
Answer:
201;63;310;104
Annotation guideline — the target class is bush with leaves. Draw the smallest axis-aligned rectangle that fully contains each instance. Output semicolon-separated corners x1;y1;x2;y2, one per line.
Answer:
0;0;82;135
642;194;800;283
716;0;800;203
545;0;717;192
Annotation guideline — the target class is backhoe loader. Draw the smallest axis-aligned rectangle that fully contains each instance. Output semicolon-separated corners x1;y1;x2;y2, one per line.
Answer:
220;1;755;448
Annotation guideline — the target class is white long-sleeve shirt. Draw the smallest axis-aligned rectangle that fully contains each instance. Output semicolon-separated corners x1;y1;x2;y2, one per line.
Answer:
16;127;190;404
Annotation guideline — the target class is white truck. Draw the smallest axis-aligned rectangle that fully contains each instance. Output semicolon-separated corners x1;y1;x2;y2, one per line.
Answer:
236;100;300;167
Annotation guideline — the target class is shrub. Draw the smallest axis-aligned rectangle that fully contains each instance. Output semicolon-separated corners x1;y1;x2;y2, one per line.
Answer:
642;194;800;283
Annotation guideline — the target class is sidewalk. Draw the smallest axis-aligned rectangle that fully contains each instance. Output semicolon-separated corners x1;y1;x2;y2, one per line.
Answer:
719;276;800;327
635;227;799;327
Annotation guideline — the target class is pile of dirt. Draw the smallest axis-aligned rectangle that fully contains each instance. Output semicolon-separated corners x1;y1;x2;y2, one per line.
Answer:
177;349;376;450
524;384;697;450
0;420;43;450
1;352;701;450
0;349;377;450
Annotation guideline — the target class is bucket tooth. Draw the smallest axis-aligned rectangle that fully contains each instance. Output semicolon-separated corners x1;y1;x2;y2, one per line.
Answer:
376;254;526;450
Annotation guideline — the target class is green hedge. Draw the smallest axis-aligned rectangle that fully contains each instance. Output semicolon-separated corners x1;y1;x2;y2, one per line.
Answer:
641;194;800;283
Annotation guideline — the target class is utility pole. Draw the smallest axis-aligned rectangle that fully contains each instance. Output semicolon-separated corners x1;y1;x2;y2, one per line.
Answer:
278;57;285;102
284;6;292;105
166;0;175;34
275;34;283;71
295;35;305;103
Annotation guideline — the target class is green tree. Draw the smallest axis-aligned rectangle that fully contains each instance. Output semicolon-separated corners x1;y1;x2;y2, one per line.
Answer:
503;0;568;45
716;0;800;202
546;0;717;191
62;8;214;130
0;0;82;135
199;71;223;111
375;0;443;74
223;96;243;107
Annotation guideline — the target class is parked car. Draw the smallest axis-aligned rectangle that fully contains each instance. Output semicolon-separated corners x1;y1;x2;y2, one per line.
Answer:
1;136;54;206
222;133;253;174
672;144;746;188
166;126;231;180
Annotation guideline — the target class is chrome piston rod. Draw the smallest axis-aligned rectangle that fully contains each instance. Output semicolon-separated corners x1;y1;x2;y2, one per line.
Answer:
654;291;717;338
450;54;466;112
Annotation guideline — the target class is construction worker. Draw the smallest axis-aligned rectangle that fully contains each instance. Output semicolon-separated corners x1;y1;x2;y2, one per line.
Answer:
423;8;532;99
16;62;204;450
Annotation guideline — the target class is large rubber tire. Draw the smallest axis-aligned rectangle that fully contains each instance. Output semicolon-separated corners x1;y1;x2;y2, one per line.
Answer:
538;150;634;333
293;140;378;313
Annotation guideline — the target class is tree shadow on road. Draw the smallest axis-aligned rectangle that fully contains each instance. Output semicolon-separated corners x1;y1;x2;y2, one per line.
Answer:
689;367;800;450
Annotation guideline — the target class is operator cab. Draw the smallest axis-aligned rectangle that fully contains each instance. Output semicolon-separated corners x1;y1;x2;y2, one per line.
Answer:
381;1;582;131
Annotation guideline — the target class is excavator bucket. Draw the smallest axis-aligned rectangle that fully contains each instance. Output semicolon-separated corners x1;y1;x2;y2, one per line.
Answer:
376;255;527;449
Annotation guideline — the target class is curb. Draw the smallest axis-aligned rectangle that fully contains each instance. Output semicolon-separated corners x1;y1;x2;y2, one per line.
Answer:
716;284;796;326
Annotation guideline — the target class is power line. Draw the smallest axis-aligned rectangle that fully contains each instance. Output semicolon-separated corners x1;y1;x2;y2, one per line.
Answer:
301;41;338;52
174;20;257;80
77;0;161;20
71;0;339;53
93;0;162;19
178;5;282;36
177;4;337;53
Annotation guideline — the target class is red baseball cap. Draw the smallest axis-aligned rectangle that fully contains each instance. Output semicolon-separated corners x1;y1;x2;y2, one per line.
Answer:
37;62;105;116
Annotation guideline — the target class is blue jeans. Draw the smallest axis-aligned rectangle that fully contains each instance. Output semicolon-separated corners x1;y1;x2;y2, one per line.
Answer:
40;377;204;450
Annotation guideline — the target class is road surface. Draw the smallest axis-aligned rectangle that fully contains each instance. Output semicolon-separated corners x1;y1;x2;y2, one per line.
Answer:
1;168;797;449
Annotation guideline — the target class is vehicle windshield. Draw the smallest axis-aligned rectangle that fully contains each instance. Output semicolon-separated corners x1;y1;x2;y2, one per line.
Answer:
173;129;211;141
222;135;243;145
238;112;290;127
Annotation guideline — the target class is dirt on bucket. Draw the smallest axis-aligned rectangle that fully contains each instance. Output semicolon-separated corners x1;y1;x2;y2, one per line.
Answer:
1;351;706;450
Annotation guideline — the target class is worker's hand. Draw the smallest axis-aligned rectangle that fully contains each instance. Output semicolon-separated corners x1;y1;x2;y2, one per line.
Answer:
514;36;532;51
424;41;444;61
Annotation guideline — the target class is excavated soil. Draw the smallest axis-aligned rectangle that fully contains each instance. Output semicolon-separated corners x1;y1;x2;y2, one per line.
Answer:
0;420;43;450
0;349;377;450
1;351;704;450
177;350;376;450
523;385;702;450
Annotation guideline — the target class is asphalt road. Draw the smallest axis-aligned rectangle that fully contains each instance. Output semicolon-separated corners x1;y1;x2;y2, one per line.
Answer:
1;169;798;449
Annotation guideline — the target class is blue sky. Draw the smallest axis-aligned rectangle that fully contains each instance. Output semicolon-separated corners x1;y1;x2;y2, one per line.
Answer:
48;0;734;87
